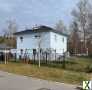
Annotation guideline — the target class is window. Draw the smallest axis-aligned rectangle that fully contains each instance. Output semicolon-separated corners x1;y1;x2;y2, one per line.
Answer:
62;37;64;42
55;35;57;42
33;49;36;55
20;49;23;54
20;36;23;42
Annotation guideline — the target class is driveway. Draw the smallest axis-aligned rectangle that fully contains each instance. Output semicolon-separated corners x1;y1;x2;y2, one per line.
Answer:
0;71;78;90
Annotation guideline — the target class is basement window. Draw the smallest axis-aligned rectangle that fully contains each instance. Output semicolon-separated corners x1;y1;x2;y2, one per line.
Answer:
20;49;23;54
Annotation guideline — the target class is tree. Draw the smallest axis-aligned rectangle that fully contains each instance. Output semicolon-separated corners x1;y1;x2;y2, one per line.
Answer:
3;19;17;48
3;19;17;37
68;21;80;55
71;0;92;53
55;20;67;34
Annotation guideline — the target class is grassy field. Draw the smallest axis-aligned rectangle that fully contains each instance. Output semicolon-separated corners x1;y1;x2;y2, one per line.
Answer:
0;57;91;85
31;57;92;72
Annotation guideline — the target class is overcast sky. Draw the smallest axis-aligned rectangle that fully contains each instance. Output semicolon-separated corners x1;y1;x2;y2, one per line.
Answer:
0;0;79;33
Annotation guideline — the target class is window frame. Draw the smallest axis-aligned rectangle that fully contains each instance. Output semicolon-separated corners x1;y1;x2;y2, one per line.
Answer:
20;36;23;42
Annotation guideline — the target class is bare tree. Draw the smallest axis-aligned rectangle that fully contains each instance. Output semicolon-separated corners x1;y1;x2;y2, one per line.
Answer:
69;21;80;55
55;20;67;34
71;0;91;53
3;19;17;47
3;19;17;37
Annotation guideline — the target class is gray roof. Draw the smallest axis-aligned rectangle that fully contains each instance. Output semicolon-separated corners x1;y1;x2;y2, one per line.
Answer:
14;25;68;37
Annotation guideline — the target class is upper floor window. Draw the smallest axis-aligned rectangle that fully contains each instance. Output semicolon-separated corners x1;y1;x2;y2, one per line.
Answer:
20;36;23;42
62;37;64;42
55;35;57;42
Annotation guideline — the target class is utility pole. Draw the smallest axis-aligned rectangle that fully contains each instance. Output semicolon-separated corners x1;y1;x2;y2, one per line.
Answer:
5;48;7;64
35;34;41;68
38;41;41;67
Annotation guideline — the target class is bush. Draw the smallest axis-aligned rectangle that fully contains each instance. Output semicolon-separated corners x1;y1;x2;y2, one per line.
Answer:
85;64;92;73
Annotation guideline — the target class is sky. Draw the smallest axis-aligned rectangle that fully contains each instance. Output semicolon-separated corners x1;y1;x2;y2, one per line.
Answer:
0;0;79;33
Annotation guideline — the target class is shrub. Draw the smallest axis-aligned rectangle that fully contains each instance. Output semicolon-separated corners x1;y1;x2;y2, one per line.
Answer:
85;64;92;73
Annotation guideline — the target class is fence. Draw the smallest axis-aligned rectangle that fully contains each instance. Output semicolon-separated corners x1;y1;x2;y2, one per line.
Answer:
10;48;68;64
0;49;69;69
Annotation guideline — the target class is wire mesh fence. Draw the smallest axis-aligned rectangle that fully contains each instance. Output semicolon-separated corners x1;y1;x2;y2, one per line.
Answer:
10;48;69;64
0;48;69;67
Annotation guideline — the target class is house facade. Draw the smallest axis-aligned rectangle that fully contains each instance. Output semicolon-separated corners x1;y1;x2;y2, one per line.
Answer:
14;25;68;60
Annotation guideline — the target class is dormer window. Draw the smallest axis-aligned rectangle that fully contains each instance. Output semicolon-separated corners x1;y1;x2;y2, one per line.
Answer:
20;36;23;42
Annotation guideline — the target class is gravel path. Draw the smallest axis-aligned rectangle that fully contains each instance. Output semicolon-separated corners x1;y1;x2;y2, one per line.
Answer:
0;71;78;90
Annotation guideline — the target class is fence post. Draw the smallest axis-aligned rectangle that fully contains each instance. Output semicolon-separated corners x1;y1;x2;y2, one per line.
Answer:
55;49;56;61
62;50;66;69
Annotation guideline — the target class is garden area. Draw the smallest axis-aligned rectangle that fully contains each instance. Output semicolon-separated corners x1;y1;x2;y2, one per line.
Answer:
0;57;91;85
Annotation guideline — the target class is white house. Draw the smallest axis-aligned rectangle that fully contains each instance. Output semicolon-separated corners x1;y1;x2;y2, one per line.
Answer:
14;25;68;60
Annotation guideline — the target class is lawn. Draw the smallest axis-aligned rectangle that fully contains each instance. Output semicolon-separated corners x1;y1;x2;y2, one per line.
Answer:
0;57;91;85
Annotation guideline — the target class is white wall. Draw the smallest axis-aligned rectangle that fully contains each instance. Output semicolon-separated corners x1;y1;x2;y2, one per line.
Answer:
17;32;50;51
50;32;67;54
16;31;67;57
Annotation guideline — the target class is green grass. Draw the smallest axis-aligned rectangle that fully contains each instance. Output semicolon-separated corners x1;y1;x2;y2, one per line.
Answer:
35;57;92;72
0;61;90;85
65;57;92;72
